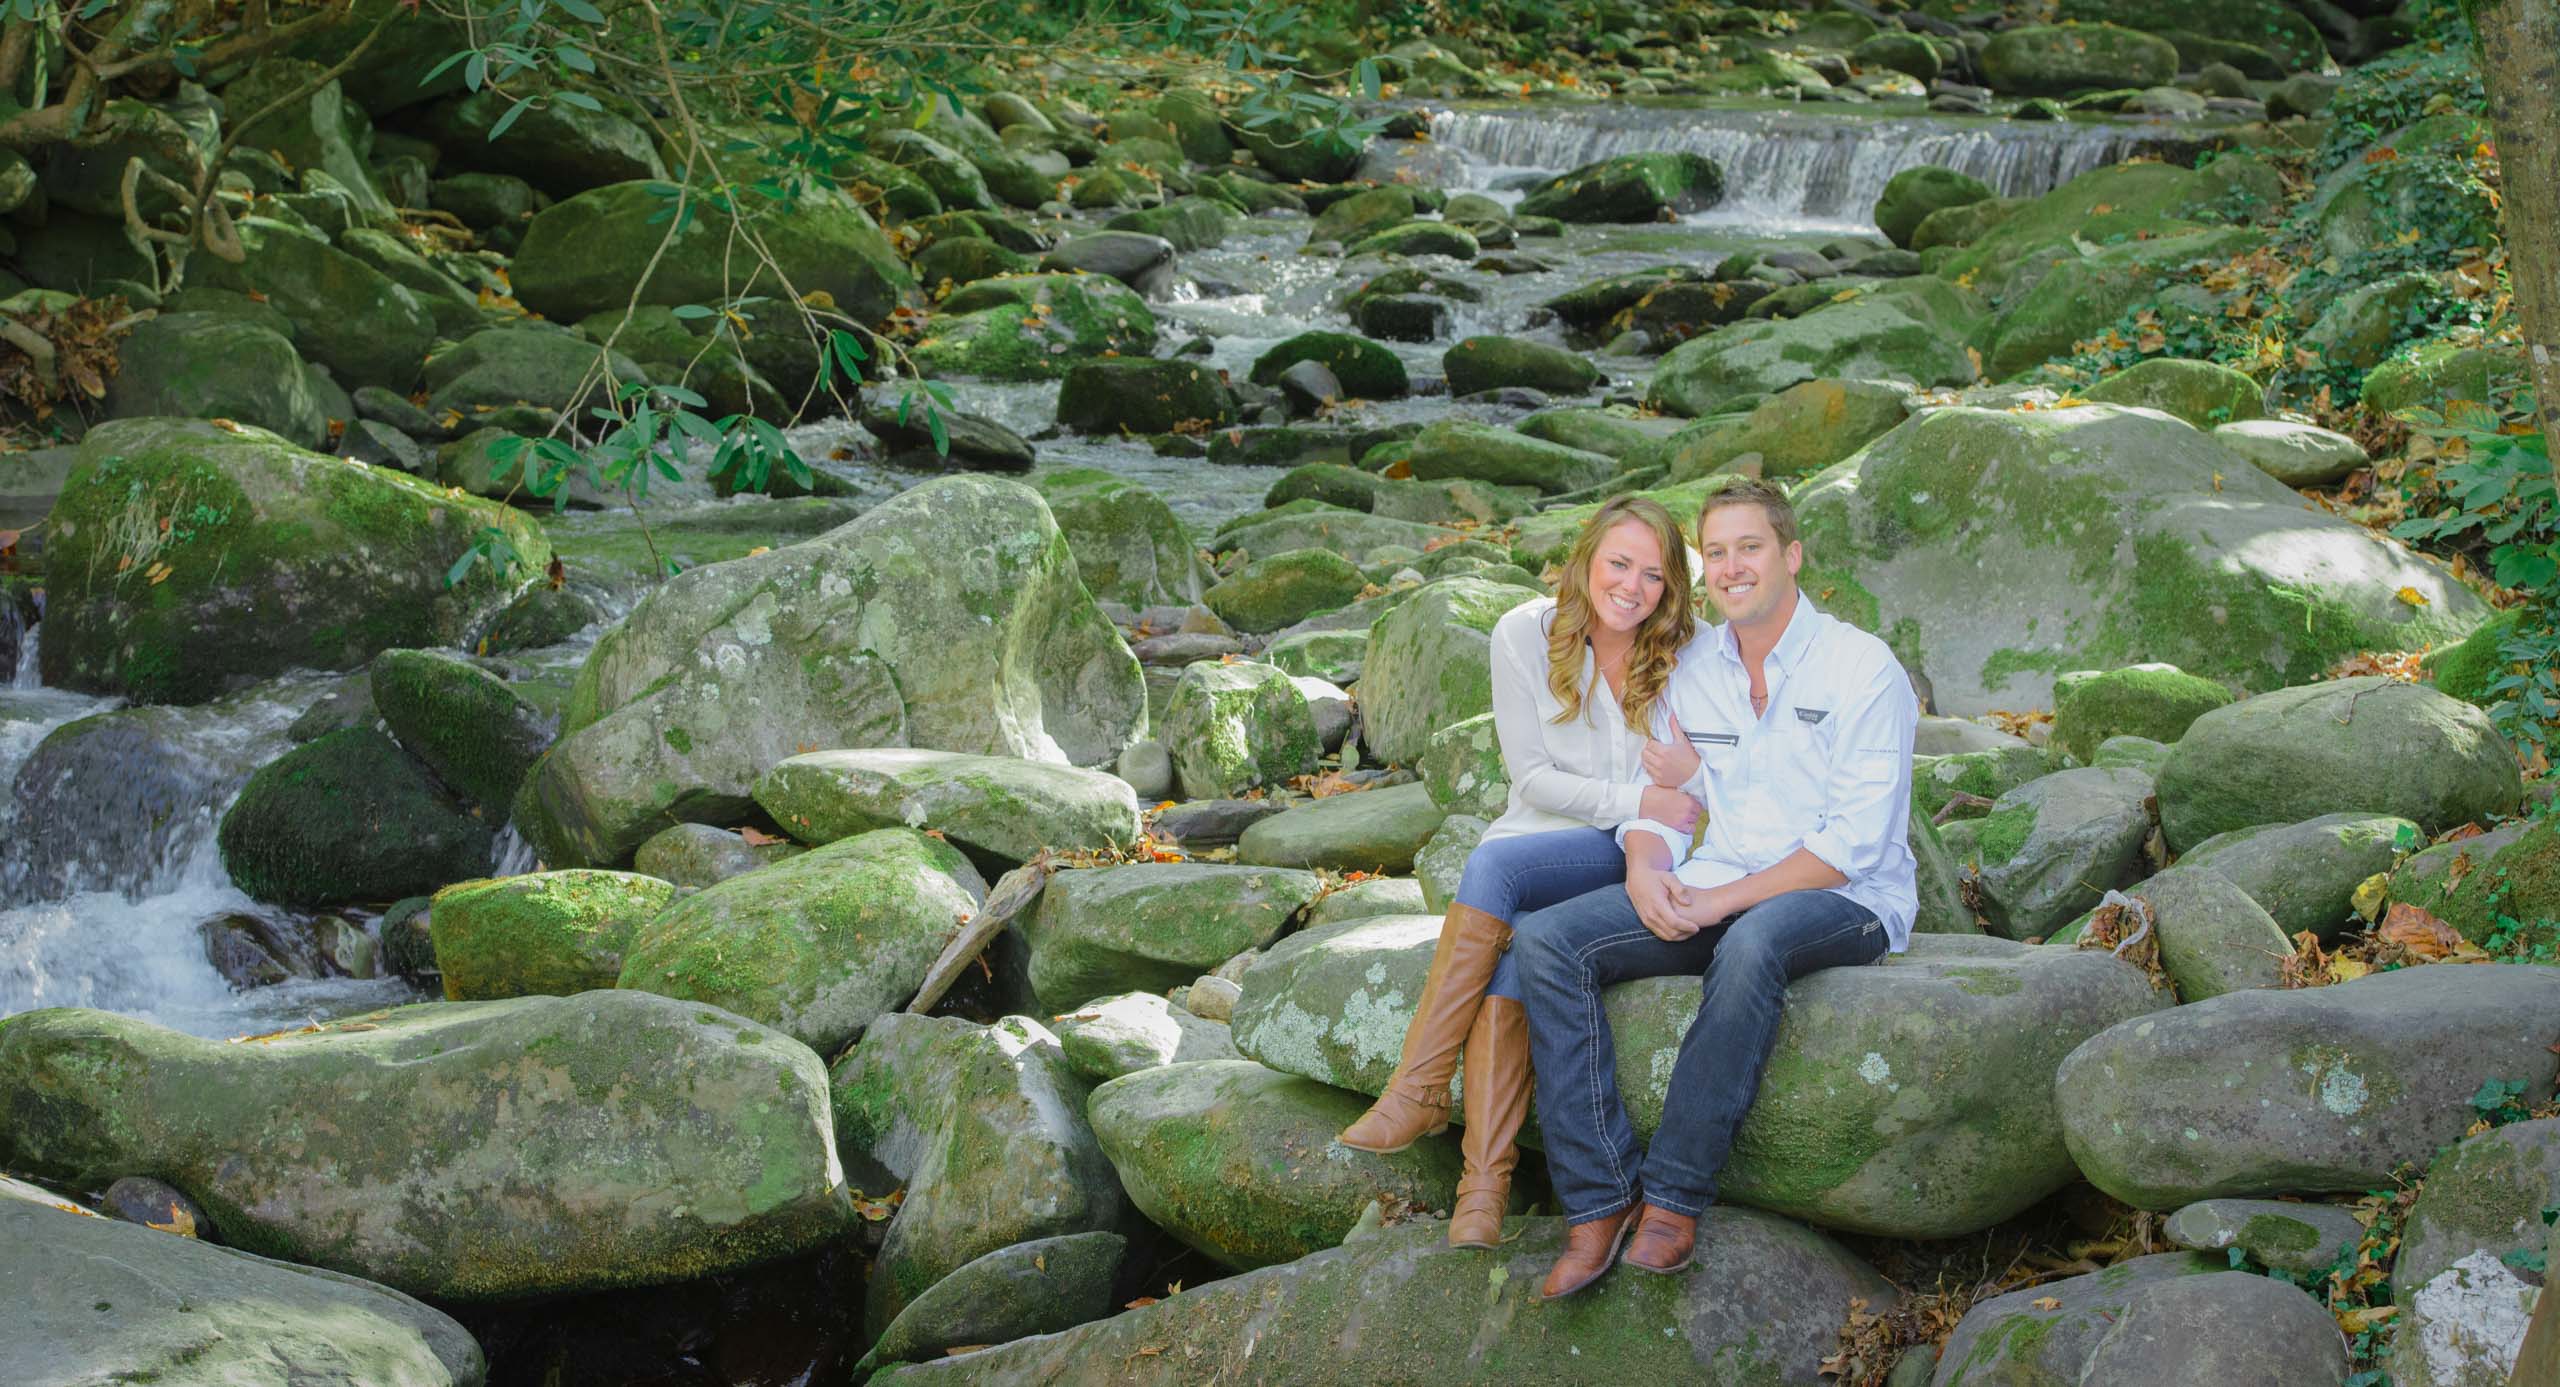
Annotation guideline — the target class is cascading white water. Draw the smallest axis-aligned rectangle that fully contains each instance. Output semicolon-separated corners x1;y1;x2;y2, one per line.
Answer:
1430;105;2162;225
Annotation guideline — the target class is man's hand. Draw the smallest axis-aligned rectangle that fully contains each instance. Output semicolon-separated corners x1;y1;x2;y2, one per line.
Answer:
1628;866;1698;942
1641;713;1702;789
1637;785;1702;833
1675;882;1745;931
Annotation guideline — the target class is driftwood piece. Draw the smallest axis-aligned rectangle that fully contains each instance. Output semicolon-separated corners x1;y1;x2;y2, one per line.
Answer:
905;858;1052;1016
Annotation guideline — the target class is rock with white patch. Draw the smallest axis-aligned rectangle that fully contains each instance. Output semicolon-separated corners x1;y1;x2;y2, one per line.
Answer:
2161;1198;2366;1275
2055;964;2560;1209
2389;1117;2559;1387
1050;991;1241;1081
1232;921;2165;1237
1933;1253;2348;1386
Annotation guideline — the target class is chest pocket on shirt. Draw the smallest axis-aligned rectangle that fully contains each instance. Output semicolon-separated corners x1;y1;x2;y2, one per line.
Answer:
1755;714;1834;785
1686;728;1743;782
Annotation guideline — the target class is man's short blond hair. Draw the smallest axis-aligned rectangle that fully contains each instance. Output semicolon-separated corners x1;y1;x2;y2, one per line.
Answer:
1696;478;1800;550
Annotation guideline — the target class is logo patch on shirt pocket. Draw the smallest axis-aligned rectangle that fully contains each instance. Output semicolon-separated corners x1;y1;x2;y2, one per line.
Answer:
1794;707;1830;726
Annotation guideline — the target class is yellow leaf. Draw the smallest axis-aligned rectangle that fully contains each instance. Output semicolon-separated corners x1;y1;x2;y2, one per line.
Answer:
2395;586;2429;607
1829;288;1860;303
2327;958;2371;983
2395;227;2423;245
2350;873;2389;922
2030;1297;2062;1311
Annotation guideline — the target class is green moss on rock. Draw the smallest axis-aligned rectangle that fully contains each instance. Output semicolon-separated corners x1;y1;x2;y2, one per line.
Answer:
218;728;494;907
429;869;675;999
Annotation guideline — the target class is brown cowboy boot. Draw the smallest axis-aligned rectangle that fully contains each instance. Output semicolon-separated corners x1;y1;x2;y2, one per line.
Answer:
1338;902;1510;1154
1621;1204;1697;1275
1538;1196;1641;1301
1447;997;1530;1249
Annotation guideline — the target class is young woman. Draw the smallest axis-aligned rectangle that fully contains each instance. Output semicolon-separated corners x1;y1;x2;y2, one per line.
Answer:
1338;495;1702;1248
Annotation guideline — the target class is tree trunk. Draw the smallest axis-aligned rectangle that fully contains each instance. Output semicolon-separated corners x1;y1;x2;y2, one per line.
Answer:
2510;1216;2556;1386
2469;0;2560;490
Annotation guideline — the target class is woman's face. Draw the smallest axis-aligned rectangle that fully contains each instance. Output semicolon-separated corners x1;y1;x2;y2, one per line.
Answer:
1584;519;1668;637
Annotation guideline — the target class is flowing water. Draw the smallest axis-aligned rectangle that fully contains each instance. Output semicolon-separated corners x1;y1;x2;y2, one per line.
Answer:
0;99;2208;1039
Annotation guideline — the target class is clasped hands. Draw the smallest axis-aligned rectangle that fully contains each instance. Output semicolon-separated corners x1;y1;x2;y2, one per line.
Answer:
1631;716;1725;942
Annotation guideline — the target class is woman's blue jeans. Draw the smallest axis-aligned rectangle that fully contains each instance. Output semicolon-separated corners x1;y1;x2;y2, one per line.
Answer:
1447;827;1627;1002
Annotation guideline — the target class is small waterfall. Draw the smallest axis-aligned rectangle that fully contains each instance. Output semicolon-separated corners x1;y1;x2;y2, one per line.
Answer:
10;616;37;689
1430;105;2163;226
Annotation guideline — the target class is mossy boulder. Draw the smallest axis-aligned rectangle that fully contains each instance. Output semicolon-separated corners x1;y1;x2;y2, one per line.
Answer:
753;748;1140;867
428;869;675;1000
2418;815;2560;948
1204;548;1368;634
1978;227;2264;380
2154;678;2522;852
1789;406;2491;715
2362;339;2529;419
1441;335;1599;397
1980;23;2180;97
1645;277;1980;417
2050;662;2235;762
1405;419;1615;495
421;325;648;420
0;1191;486;1387
1234;782;1449;874
1911;744;2051;822
1023;863;1323;1012
860;1231;1126;1373
2054;964;2560;1208
631;820;802;888
1087;1060;1466;1269
1935;162;2212;298
2081;358;2266;428
1056;357;1236;435
1157;660;1321;800
1233;925;2163;1238
0;992;856;1298
515;475;1144;867
217;728;492;907
1344;220;1479;261
2055;0;2326;70
2134;865;2295;1000
1517;152;1724;223
1106;195;1242;251
510;180;914;330
100;312;328;448
2163;1198;2366;1275
1307;185;1415;247
1358;576;1544;765
416;87;665;196
1052;991;1242;1082
1936;1254;2345;1385
39;420;546;704
369;647;553;811
1419;712;1508;818
829;1014;1126;1335
614;828;986;1053
2389;1118;2560;1387
1940;766;2154;941
1872;165;1993;249
910;274;1158;382
1656;377;1912;481
2176;812;2414;943
189;218;435;389
1031;468;1208;608
1249;332;1410;400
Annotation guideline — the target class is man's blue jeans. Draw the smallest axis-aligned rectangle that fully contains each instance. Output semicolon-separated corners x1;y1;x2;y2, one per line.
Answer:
1511;885;1887;1222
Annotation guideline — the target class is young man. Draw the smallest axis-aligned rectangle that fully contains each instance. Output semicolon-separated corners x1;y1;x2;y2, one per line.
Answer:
1509;479;1920;1300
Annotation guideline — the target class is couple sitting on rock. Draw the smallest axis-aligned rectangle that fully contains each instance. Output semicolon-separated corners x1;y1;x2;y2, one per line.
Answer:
1339;480;1920;1300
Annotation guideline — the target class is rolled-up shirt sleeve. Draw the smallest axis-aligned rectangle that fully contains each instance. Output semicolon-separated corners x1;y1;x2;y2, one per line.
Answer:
1799;658;1919;885
1491;612;1647;827
1614;817;1693;869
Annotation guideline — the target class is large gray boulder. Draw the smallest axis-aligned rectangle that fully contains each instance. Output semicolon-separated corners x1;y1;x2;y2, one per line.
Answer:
1234;923;2164;1238
1793;406;2489;715
1943;766;2153;940
0;1189;487;1387
860;1231;1126;1373
1359;576;1542;765
1024;863;1323;1011
2055;963;2560;1208
1234;781;1449;874
2176;812;2415;943
0;993;856;1299
1933;1253;2346;1385
515;475;1145;866
2155;678;2522;852
830;1014;1127;1335
754;748;1139;867
870;1214;1894;1385
1645;278;1980;418
2391;1118;2560;1387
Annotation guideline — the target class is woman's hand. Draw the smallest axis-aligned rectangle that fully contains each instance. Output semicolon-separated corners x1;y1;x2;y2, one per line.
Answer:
1638;785;1702;833
1628;866;1698;941
1642;713;1702;789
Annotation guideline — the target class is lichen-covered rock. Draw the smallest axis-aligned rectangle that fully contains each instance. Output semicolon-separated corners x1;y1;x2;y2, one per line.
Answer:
1157;660;1320;800
1415;813;1488;911
2132;865;2293;1001
2177;812;2411;943
0;1193;488;1387
2054;964;2560;1208
218;728;493;907
370;648;553;811
1024;863;1323;1012
615;828;986;1053
829;1014;1126;1334
515;475;1144;867
1791;407;2488;715
428;869;675;1000
1656;377;1914;482
1031;469;1207;609
1645;278;1980;418
1086;1060;1466;1269
39;419;547;705
1933;1254;2345;1386
2390;1118;2559;1387
861;1231;1126;1373
1517;151;1723;223
1052;991;1241;1082
2155;678;2522;852
0;993;855;1298
631;821;802;888
2050;663;2233;763
1235;782;1449;874
1360;577;1543;765
754;748;1139;867
1944;767;2153;941
911;274;1157;382
2163;1199;2365;1276
1404;419;1616;495
1234;924;2163;1237
511;180;912;329
870;1212;1893;1386
1205;548;1368;634
1420;712;1508;818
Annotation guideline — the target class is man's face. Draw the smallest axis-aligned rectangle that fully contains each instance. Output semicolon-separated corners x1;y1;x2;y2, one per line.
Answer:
1696;502;1802;628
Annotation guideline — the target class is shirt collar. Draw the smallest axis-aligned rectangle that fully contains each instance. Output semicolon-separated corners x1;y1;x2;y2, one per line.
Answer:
1716;593;1825;674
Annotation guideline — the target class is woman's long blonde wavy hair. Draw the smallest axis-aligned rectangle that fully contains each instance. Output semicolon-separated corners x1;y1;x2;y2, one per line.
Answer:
1546;496;1695;735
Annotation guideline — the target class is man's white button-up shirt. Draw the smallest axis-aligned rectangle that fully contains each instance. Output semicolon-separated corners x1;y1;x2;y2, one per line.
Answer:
1614;597;1923;952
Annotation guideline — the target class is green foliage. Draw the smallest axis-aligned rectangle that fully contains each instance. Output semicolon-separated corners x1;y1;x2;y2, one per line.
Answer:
2388;404;2558;759
2315;38;2487;175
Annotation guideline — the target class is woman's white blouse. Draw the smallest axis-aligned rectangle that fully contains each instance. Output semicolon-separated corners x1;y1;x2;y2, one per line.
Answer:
1479;597;1652;844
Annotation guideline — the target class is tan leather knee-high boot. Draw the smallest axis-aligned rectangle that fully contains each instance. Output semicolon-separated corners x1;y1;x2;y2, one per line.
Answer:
1447;996;1529;1248
1337;902;1510;1154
